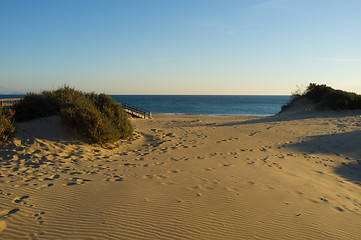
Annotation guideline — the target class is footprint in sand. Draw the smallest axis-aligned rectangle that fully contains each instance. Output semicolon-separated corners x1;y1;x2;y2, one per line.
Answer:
13;195;29;204
122;163;137;167
33;211;46;224
104;175;124;182
161;181;176;185
64;177;92;186
334;206;344;212
143;174;155;179
36;183;55;189
43;174;60;181
5;208;20;216
204;168;215;171
156;175;168;179
221;163;232;167
249;131;260;136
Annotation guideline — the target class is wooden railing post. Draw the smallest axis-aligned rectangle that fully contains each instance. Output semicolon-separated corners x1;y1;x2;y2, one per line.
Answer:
120;102;151;119
0;98;22;108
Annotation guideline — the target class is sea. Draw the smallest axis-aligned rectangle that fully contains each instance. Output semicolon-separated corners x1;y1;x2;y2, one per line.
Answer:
1;95;290;117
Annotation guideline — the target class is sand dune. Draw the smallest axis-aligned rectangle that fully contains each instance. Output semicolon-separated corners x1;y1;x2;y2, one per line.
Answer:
1;113;361;239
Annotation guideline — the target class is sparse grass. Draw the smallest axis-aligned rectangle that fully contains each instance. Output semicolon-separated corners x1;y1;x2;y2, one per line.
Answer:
13;86;133;145
281;83;361;112
0;107;15;145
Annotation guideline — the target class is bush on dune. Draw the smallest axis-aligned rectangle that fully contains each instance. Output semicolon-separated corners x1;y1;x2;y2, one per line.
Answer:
0;107;15;145
303;83;361;110
281;83;361;112
13;86;133;145
60;92;133;144
14;92;59;121
87;93;133;139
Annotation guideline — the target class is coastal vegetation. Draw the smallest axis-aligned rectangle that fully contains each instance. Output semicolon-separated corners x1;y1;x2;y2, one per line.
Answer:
1;86;133;146
281;83;361;112
0;107;15;145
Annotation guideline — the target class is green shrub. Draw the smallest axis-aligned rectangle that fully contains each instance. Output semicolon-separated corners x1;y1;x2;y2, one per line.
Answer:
0;107;15;145
60;98;114;144
304;83;361;110
281;83;361;112
13;86;133;145
88;93;133;139
14;92;59;121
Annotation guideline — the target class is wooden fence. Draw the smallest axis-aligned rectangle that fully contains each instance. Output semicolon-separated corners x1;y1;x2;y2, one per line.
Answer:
0;98;22;107
120;103;152;119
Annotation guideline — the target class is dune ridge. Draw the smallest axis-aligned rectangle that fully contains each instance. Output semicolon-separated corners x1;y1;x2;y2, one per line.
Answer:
1;112;361;239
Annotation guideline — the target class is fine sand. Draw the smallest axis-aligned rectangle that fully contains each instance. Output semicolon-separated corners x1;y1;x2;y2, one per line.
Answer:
1;112;361;239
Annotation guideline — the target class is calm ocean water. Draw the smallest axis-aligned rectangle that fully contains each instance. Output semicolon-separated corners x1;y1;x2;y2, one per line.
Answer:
0;95;290;116
110;95;290;116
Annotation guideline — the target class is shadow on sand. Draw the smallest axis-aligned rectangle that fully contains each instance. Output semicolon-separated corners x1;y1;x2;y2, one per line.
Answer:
215;110;361;127
284;130;361;185
0;116;83;168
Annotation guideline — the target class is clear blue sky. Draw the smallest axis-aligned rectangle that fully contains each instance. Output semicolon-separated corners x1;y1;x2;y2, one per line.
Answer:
1;0;361;95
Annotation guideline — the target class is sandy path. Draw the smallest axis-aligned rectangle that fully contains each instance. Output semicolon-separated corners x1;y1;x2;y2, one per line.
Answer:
1;113;361;239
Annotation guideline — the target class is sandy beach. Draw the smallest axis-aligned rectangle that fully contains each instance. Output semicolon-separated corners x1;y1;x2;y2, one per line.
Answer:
1;112;361;239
